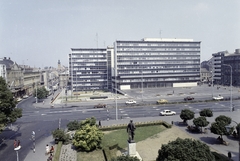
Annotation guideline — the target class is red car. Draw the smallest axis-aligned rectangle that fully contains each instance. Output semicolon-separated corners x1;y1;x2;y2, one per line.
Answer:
94;103;106;108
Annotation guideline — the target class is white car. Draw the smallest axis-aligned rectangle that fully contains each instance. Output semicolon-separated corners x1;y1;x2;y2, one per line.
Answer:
125;100;137;105
159;110;176;116
23;95;29;99
213;95;224;100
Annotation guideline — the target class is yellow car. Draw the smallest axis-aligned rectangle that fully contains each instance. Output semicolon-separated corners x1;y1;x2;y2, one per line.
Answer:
156;99;168;104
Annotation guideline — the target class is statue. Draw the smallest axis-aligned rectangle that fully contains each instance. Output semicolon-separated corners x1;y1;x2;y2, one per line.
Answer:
127;120;136;143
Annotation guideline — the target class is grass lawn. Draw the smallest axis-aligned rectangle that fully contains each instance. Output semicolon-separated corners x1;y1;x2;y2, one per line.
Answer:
76;125;167;161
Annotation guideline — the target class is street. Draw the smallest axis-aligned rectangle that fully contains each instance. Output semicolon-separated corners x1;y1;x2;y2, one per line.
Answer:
0;84;240;160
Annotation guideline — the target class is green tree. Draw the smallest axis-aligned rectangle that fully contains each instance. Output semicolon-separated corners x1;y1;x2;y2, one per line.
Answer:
199;109;213;117
33;86;49;99
111;155;140;161
180;109;195;123
73;117;103;151
210;115;232;140
67;120;80;131
215;115;231;125
156;138;215;161
52;128;70;143
79;117;96;127
0;77;22;130
193;116;209;132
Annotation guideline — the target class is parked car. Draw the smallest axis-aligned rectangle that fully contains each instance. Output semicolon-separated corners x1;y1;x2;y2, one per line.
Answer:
184;96;194;101
23;95;29;99
213;95;224;100
94;103;106;108
156;99;168;104
125;99;137;105
159;110;176;116
16;98;22;102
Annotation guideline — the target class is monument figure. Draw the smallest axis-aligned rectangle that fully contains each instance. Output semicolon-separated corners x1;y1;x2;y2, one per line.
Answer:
127;120;136;143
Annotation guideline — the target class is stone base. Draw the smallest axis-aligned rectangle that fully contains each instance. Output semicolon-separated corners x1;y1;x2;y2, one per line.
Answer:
127;142;142;161
128;142;136;156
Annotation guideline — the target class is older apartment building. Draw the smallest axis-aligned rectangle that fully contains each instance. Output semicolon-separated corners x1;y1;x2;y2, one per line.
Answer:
69;38;201;92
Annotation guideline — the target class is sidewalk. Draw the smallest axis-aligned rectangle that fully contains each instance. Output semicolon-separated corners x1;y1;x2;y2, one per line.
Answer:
24;135;54;161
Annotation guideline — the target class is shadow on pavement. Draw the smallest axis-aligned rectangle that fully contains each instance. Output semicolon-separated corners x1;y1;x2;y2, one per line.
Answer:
199;136;220;145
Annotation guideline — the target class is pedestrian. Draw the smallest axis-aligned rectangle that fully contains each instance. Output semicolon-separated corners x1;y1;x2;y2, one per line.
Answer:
14;139;17;148
50;146;54;154
228;151;232;159
46;144;50;155
17;140;20;147
43;101;44;105
99;120;101;127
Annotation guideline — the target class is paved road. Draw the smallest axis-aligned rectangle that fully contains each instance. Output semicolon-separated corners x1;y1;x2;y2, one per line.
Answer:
1;85;240;161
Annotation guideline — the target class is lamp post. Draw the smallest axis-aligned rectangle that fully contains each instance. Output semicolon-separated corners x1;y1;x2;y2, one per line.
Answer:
223;64;232;112
115;69;118;120
211;70;214;98
141;68;143;102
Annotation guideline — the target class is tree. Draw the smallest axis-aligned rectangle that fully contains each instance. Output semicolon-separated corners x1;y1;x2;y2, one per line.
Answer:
0;77;22;130
193;116;209;132
210;115;232;140
180;109;195;123
72;117;103;151
67;120;80;131
199;109;213;117
79;117;96;127
215;115;231;125
52;128;70;143
156;138;215;161
73;124;103;151
111;155;140;161
33;87;49;99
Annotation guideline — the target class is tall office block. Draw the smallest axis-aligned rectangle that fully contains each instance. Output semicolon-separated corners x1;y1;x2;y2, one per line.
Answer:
69;48;108;92
114;38;201;90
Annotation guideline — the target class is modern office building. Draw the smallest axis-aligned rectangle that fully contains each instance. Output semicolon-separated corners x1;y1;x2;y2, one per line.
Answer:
69;48;108;92
113;38;201;90
211;51;227;85
222;49;240;86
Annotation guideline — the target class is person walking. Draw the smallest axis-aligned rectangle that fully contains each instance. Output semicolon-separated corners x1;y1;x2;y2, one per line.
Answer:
14;139;17;148
46;144;50;155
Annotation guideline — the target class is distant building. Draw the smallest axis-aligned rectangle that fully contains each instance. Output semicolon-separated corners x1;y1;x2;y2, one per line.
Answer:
222;49;240;86
69;48;108;91
212;51;228;85
68;38;201;92
114;38;201;90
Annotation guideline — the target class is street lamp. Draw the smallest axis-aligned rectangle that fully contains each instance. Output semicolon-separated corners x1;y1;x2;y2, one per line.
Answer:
223;64;232;112
115;69;118;120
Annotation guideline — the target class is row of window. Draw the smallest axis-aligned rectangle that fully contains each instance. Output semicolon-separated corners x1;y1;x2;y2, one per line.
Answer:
121;76;200;83
117;56;199;60
117;42;200;47
117;48;200;52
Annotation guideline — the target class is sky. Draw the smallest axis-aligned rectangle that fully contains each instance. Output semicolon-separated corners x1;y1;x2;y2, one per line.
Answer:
0;0;240;68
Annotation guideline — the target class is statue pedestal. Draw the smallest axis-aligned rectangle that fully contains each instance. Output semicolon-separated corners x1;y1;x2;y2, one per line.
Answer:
127;142;142;161
128;142;136;156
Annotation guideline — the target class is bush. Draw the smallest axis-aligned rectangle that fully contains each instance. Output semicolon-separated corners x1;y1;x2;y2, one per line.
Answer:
73;124;103;151
67;120;80;131
156;138;215;161
52;129;70;144
111;155;140;161
200;109;213;117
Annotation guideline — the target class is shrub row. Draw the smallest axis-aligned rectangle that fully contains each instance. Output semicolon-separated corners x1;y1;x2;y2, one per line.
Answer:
99;120;172;131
